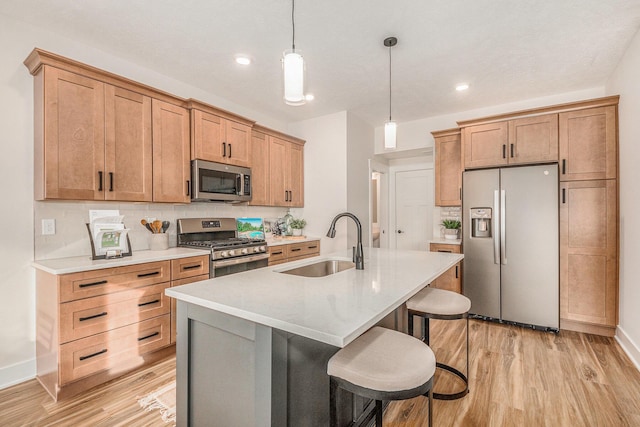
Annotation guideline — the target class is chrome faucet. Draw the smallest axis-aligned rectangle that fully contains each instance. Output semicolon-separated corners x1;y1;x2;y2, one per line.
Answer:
326;212;364;270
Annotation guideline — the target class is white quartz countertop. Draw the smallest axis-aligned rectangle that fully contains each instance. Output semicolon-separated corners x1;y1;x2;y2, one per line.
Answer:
32;247;211;275
166;248;463;348
266;236;321;246
429;238;462;245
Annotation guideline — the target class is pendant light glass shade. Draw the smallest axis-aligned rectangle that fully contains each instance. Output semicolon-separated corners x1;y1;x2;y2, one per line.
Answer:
283;49;305;106
384;120;397;149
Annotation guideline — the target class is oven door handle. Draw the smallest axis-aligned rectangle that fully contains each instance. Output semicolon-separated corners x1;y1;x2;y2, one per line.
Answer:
212;253;270;268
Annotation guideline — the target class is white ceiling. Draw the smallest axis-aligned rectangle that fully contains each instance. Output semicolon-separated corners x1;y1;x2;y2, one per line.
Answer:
3;0;640;126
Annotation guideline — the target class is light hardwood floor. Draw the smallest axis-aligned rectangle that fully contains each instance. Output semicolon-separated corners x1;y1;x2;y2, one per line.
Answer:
1;319;640;426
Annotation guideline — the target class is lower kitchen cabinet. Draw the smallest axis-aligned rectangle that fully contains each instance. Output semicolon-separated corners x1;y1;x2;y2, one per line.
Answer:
35;255;208;400
268;240;320;266
560;179;618;336
429;243;462;293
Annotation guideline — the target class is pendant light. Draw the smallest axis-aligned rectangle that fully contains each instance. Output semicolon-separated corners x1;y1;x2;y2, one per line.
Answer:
283;0;305;106
384;36;397;149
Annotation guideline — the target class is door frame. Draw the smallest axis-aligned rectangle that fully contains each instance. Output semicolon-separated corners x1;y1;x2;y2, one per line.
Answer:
369;159;389;248
389;161;434;249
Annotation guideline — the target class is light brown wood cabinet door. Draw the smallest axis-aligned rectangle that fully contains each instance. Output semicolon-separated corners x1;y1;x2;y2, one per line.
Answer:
249;130;270;206
191;109;224;163
41;67;105;200
560;179;617;329
462;122;508;169
434;132;462;206
152;99;191;203
288;142;304;207
104;86;152;201
430;262;462;293
559;106;617;181
508;114;558;165
269;137;289;206
224;120;251;167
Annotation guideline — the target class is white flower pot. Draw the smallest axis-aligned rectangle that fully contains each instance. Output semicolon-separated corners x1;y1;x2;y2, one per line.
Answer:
444;229;459;240
292;228;302;236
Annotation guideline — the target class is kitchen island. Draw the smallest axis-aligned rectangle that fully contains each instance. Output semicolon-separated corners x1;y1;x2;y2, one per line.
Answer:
166;248;463;426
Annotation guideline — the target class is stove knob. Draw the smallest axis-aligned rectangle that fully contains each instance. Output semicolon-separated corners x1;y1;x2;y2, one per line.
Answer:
219;251;227;258
253;247;260;253
241;248;248;254
259;246;266;252
227;250;235;256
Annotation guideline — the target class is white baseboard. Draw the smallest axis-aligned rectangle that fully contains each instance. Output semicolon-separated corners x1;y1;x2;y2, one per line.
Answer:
616;326;640;372
0;358;36;390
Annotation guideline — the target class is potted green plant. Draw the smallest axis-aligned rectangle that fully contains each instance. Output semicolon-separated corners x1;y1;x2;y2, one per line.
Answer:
441;219;461;240
290;218;307;236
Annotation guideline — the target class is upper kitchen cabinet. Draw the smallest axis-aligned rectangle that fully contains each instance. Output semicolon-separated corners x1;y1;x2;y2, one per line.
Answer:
152;99;191;203
432;128;462;206
559;102;618;182
189;101;254;168
250;125;305;207
461;121;508;169
460;114;558;169
25;48;190;203
508;113;558;165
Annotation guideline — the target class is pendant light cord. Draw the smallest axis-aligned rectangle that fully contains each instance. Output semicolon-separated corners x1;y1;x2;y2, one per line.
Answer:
388;45;392;121
292;0;296;51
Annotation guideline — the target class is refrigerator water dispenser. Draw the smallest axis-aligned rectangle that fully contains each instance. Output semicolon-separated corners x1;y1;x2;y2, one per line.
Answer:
470;208;492;238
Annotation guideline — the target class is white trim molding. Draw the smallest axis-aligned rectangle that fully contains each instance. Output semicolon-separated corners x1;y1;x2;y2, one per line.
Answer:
0;358;36;390
616;326;640;372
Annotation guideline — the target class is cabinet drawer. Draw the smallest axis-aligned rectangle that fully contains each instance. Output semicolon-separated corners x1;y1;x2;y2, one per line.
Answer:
287;240;320;258
59;283;171;343
171;255;209;280
429;243;462;254
59;261;171;302
268;246;288;263
59;314;170;385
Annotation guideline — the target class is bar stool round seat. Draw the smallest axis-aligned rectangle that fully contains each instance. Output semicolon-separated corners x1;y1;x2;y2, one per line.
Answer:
406;287;471;401
328;326;435;427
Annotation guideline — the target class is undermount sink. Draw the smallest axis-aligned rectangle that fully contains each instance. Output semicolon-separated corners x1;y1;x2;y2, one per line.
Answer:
278;259;355;278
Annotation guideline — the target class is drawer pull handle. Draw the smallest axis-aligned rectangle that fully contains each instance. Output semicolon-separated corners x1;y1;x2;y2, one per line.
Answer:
79;280;108;288
138;332;160;342
182;264;201;271
79;348;107;361
437;250;453;253
308;245;318;249
137;271;160;278
455;265;459;278
79;311;108;322
273;251;283;255
290;248;301;252
138;299;161;307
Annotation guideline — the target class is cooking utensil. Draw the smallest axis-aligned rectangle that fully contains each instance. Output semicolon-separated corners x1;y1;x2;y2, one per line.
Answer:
141;219;153;233
162;221;170;233
153;220;162;234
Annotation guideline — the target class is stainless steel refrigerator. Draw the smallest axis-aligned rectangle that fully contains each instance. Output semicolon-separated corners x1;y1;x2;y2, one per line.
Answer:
462;164;559;330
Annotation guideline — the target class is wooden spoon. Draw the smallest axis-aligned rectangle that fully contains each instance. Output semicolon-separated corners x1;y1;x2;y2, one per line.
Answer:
153;220;162;234
141;219;153;233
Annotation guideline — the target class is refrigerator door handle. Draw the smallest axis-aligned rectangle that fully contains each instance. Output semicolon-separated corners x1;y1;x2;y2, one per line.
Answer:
501;189;507;265
494;190;500;264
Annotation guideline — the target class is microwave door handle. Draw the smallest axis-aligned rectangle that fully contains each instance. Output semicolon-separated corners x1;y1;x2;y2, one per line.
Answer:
237;174;241;195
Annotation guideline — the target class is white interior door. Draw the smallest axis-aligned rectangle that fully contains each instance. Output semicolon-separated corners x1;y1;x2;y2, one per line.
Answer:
369;159;389;248
394;169;433;251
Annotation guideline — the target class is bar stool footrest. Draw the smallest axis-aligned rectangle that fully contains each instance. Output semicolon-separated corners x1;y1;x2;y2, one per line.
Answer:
433;362;469;401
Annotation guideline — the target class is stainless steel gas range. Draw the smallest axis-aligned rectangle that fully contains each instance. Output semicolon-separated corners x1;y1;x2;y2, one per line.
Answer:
177;217;269;278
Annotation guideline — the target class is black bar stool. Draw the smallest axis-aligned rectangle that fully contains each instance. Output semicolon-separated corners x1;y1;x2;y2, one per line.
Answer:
327;326;435;426
407;287;470;400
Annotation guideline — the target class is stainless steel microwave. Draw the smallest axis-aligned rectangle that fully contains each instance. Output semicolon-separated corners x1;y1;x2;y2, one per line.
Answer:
191;159;251;202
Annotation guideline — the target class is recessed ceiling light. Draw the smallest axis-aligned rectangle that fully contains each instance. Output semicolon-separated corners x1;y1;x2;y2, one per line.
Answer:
456;83;469;91
305;94;314;101
235;56;251;65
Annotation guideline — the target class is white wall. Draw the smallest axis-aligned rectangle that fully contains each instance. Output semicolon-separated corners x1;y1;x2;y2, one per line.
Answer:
288;112;349;254
346;113;375;247
0;12;290;388
606;28;640;369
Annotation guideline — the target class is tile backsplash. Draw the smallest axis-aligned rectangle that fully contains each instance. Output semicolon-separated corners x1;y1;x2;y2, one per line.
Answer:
434;206;462;238
34;201;288;260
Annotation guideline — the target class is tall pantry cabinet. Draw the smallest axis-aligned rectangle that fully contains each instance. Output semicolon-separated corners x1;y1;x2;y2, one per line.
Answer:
559;101;619;336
